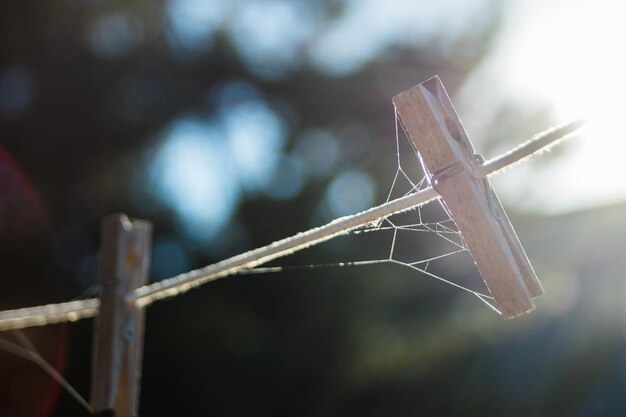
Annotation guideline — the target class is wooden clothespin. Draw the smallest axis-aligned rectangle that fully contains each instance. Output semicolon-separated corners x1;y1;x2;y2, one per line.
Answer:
91;214;152;416
393;76;543;318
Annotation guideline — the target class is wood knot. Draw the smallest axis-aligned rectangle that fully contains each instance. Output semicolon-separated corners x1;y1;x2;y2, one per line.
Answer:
126;249;140;269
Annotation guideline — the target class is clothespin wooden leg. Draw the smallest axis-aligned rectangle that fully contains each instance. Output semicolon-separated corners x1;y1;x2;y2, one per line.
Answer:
483;185;544;298
91;214;152;416
393;76;542;318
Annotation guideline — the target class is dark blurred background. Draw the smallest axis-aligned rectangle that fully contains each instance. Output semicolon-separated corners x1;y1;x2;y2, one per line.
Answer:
2;0;626;416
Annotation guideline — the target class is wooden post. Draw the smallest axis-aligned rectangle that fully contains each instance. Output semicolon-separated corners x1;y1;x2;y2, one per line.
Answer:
393;76;543;318
91;214;152;416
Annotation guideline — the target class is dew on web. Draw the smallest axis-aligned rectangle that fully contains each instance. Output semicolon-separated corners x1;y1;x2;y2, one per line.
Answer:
0;330;94;413
240;113;498;313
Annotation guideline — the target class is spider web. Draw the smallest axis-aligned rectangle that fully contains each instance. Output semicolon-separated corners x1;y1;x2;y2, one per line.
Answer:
0;114;504;413
240;114;499;313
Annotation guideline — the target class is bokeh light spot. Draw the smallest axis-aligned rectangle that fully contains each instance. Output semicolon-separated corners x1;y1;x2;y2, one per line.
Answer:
219;86;287;193
326;170;376;218
138;82;291;242
294;129;341;179
166;0;229;51
88;14;142;59
148;118;239;242
308;0;492;76
263;155;304;200
229;0;315;79
0;66;35;118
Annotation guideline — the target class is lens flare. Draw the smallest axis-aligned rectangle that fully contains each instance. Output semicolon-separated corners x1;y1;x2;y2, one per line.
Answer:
461;0;626;213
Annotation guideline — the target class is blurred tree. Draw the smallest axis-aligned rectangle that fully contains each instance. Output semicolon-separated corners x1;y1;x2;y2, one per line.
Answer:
14;1;612;417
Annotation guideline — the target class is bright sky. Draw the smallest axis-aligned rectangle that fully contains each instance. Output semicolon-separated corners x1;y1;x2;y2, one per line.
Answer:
458;0;626;214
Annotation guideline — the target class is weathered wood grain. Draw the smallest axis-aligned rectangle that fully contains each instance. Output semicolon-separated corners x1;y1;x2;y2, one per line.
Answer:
393;76;542;318
91;214;152;416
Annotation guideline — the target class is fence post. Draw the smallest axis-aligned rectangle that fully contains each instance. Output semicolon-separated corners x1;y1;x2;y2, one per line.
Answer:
91;214;152;417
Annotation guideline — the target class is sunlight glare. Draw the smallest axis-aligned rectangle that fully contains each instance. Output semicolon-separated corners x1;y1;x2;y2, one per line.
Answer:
507;1;626;126
463;0;626;213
